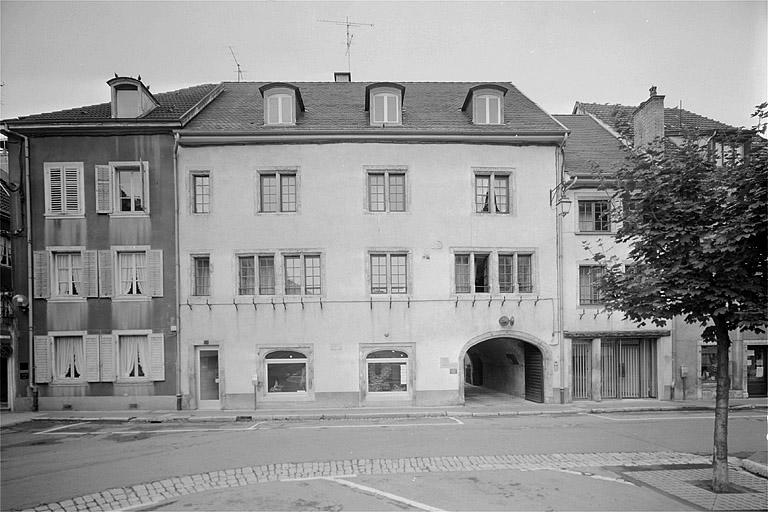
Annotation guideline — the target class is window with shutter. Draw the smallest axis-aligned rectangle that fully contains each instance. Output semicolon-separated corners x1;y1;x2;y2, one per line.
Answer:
84;334;100;382
149;333;165;381
98;250;113;297
33;251;50;298
34;336;51;383
99;334;115;382
95;165;112;213
45;163;83;216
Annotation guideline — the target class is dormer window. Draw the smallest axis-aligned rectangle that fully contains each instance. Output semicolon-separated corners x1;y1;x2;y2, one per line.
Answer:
365;83;405;126
462;84;508;125
107;76;159;119
259;83;305;126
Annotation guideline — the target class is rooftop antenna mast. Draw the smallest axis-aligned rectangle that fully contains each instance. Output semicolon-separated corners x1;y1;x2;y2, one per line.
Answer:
228;46;244;82
318;16;374;73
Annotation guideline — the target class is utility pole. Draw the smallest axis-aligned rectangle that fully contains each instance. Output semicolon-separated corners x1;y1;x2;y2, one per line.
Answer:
318;17;374;73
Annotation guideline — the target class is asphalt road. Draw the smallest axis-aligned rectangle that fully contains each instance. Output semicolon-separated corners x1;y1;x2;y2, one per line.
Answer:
1;410;766;511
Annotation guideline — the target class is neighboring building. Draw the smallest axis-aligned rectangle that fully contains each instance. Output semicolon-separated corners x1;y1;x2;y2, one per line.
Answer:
566;87;766;401
552;113;673;402
175;78;570;409
1;136;14;409
1;78;222;410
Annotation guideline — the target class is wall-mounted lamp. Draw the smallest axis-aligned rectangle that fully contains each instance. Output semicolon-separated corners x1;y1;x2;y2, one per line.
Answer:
12;294;29;313
549;177;578;217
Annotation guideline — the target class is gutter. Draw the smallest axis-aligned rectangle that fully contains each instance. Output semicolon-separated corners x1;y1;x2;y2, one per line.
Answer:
173;133;183;410
176;132;568;146
555;132;569;404
1;126;35;409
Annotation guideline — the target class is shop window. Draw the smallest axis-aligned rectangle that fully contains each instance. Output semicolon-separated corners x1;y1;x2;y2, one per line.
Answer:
265;351;307;393
700;345;718;382
367;350;408;393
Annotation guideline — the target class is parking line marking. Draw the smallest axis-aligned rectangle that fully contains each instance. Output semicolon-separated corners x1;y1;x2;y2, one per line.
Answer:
35;422;87;435
323;477;445;511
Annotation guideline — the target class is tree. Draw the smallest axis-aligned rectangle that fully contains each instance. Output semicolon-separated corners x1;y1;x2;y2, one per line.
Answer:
590;105;768;492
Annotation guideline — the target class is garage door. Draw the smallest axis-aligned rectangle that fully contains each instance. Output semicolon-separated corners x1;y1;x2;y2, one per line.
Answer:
524;344;544;403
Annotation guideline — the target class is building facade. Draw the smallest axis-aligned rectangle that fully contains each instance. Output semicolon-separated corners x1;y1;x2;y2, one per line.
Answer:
1;78;221;410
174;80;570;409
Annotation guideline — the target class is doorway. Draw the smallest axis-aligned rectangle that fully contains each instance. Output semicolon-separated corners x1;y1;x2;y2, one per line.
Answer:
601;338;657;399
747;345;767;397
197;347;220;409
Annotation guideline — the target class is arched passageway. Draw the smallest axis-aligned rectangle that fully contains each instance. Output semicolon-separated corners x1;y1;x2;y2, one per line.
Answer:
461;334;548;404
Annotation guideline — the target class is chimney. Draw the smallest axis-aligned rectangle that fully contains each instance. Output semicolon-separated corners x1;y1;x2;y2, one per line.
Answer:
334;72;351;83
633;85;665;148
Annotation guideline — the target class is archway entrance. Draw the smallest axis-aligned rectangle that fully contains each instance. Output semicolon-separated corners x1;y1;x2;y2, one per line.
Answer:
462;336;546;404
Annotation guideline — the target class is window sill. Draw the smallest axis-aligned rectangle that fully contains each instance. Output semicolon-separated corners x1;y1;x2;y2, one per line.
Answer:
44;213;85;219
260;392;313;402
112;295;152;303
50;380;88;386
48;296;88;303
109;212;150;219
576;231;613;235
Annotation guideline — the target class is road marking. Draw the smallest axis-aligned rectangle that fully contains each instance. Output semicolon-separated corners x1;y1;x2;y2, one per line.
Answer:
248;421;265;430
289;417;463;430
585;413;766;422
34;422;87;435
322;476;446;511
558;468;636;485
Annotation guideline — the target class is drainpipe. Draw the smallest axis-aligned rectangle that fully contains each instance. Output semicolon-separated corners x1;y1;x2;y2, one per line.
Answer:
173;132;182;410
555;134;569;404
3;128;35;410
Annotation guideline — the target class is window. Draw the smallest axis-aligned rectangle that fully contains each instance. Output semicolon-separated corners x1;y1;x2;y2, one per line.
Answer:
578;200;611;232
118;252;147;296
237;255;275;296
455;253;490;293
55;336;84;380
119;334;149;379
367;350;408;393
579;266;605;305
284;254;321;295
474;94;502;125
700;345;718;382
238;256;255;295
265;351;307;393
192;173;210;213
1;235;11;267
475;171;510;213
267;94;294;125
367;170;406;212
259;171;297;213
54;253;83;296
44;163;83;216
372;93;400;124
95;162;149;215
370;253;408;294
193;256;210;296
499;253;533;293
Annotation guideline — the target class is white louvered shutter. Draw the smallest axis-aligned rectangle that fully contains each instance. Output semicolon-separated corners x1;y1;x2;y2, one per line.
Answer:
141;161;150;213
34;336;50;383
147;250;163;297
47;165;63;214
82;250;98;297
33;251;49;298
99;334;116;382
95;165;112;213
84;335;100;382
148;333;165;381
63;165;81;213
98;250;113;297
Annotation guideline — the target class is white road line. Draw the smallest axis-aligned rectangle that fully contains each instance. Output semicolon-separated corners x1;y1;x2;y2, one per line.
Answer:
248;421;265;430
322;476;446;512
34;422;87;435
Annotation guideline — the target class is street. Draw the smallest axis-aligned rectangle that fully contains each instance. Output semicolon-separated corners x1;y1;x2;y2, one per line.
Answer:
1;410;766;511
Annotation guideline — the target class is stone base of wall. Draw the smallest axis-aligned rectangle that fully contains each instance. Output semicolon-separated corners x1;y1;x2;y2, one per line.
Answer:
210;390;463;410
37;395;176;411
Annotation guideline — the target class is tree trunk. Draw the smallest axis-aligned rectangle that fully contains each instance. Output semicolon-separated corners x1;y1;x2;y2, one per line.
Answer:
712;316;731;492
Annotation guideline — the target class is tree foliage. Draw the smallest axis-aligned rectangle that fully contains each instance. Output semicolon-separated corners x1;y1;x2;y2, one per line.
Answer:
593;118;768;340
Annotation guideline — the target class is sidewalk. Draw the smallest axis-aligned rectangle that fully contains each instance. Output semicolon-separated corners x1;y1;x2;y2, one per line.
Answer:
2;395;766;427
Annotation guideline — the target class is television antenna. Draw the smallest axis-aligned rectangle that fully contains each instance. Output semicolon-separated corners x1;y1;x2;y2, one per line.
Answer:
228;46;244;82
318;17;374;73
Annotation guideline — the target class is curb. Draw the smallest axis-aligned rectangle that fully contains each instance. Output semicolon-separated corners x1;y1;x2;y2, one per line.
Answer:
741;458;768;478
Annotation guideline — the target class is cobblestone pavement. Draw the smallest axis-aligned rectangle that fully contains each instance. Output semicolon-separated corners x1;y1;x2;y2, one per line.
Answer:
18;451;766;512
626;466;768;511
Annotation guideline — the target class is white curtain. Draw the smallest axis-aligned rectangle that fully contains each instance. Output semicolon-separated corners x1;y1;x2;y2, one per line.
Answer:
71;253;82;294
56;337;83;379
119;253;133;294
135;253;147;295
120;335;148;377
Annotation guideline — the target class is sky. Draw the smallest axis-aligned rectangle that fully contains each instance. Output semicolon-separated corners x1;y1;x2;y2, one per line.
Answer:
1;0;766;128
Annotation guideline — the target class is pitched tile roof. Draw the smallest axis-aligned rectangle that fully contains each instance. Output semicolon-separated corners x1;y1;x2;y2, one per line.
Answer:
573;102;735;138
4;83;220;124
182;82;566;134
553;114;627;178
